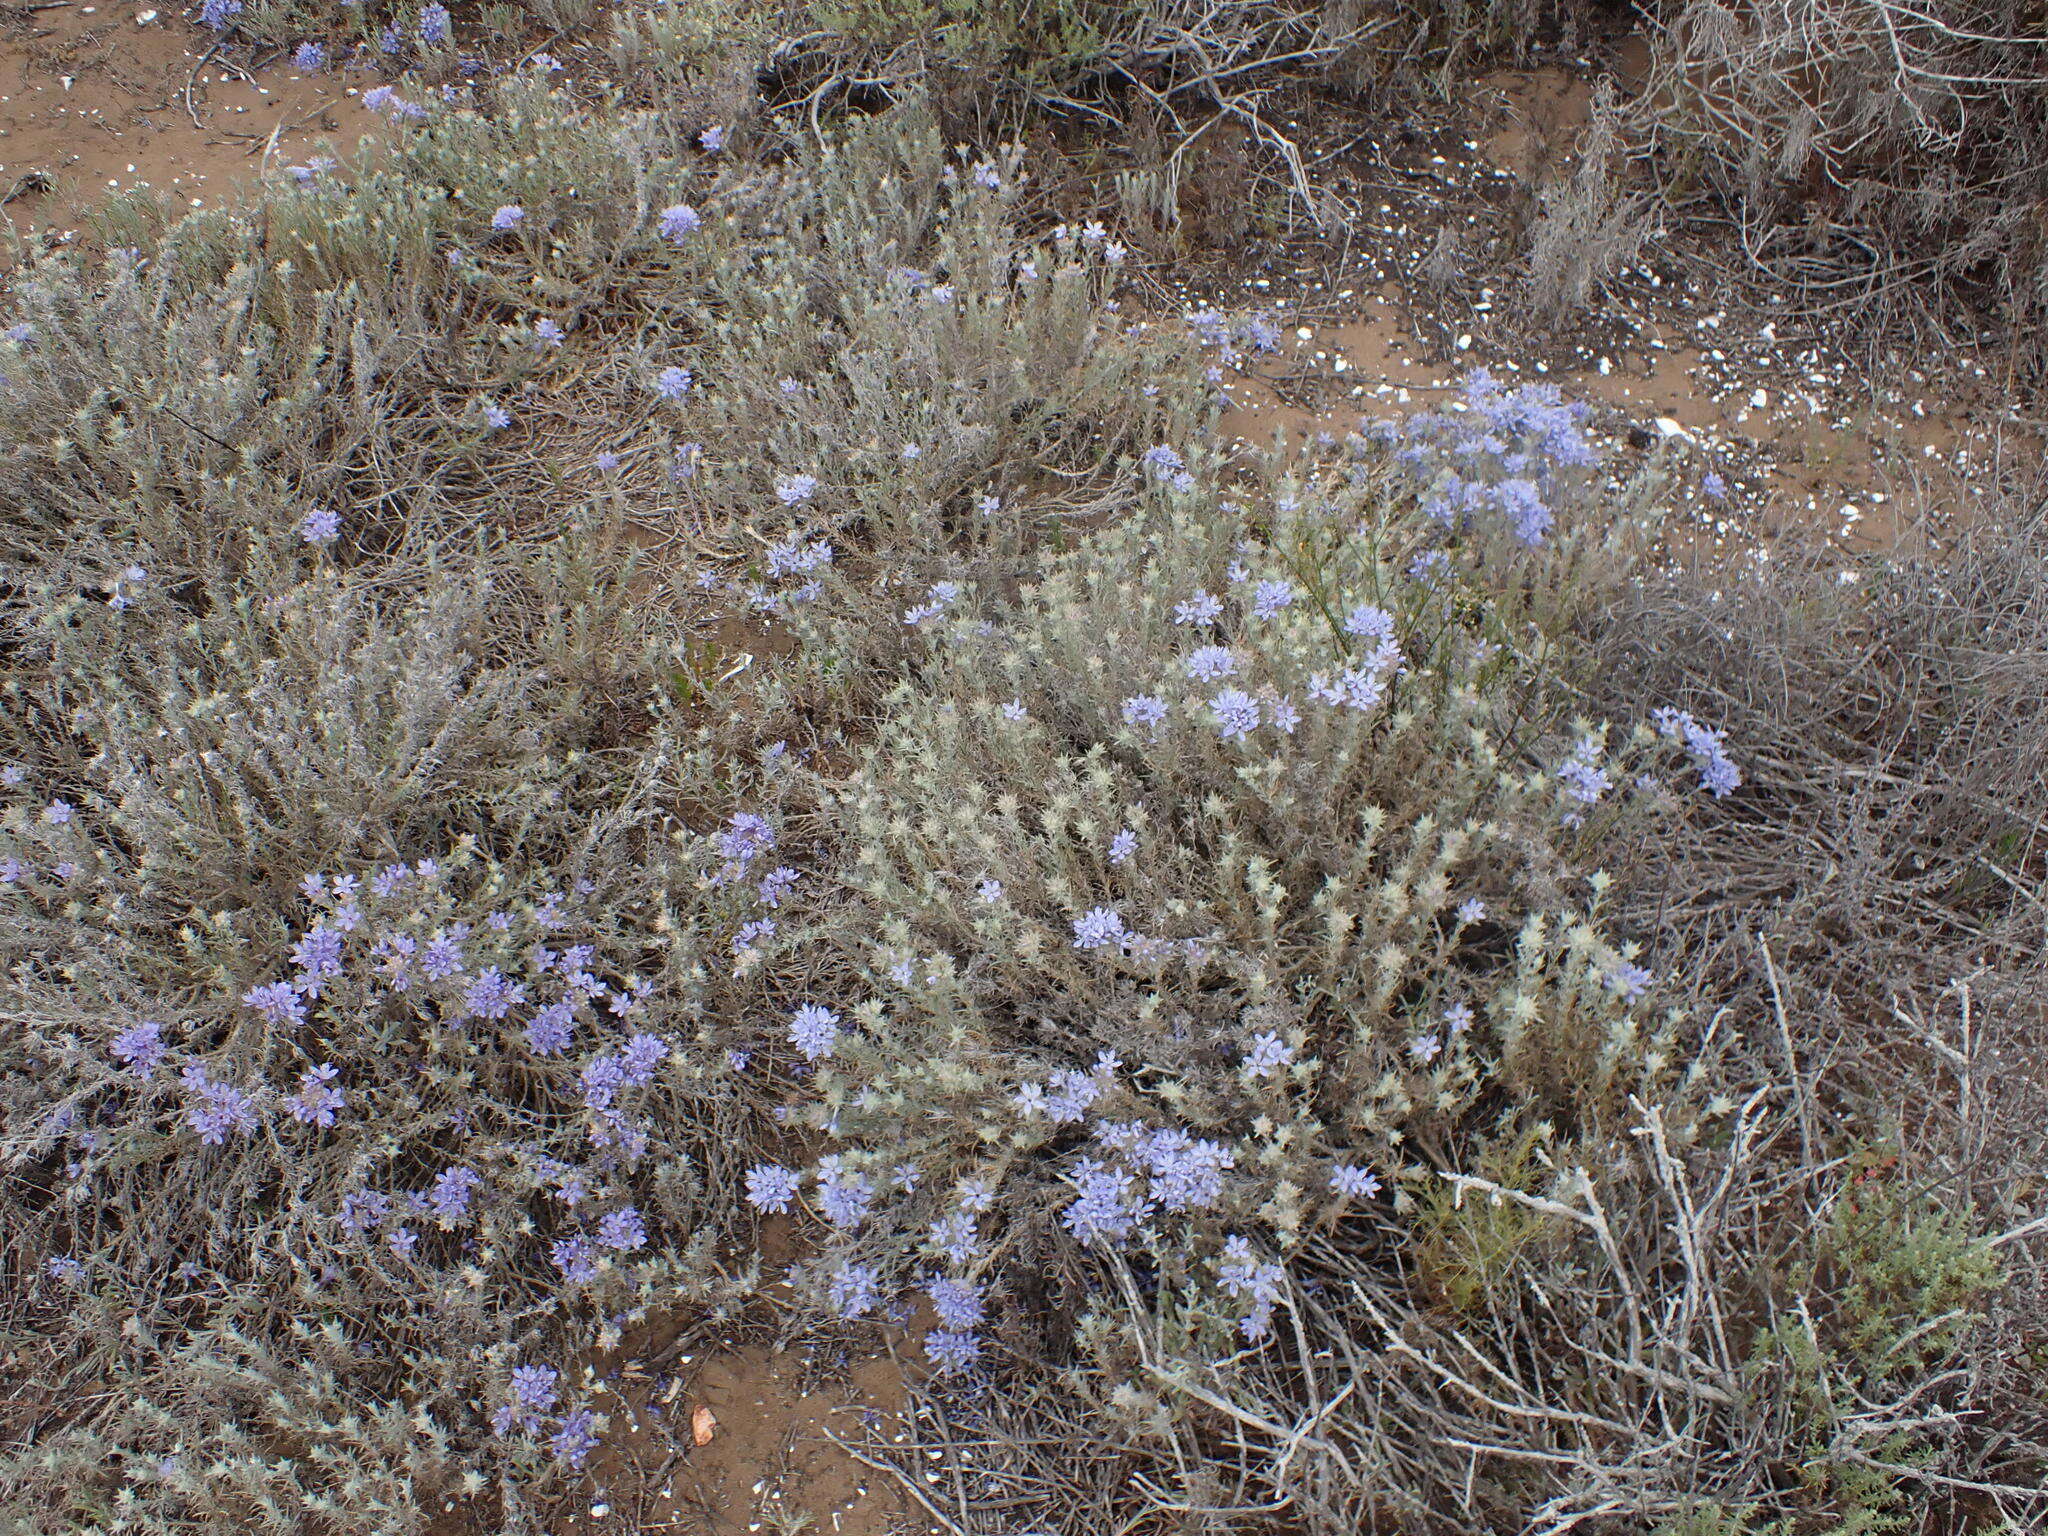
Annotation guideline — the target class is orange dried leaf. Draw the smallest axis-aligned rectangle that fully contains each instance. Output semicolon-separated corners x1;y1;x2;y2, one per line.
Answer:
690;1405;717;1446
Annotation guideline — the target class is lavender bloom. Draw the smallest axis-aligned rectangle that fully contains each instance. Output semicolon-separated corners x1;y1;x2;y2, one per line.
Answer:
1605;961;1653;1001
828;1263;879;1319
597;1207;646;1251
533;317;564;349
1241;313;1282;352
482;403;512;429
182;1065;259;1145
528;999;577;1056
1410;1032;1442;1064
902;581;961;627
495;1364;558;1435
1455;898;1486;925
1309;638;1402;713
698;125;727;151
200;0;242;29
1173;589;1223;626
1063;1158;1148;1245
1043;1069;1103;1123
43;799;73;825
815;1156;874;1229
243;981;306;1028
1250;579;1297;620
362;86;423;121
716;812;776;873
744;1163;800;1213
775;472;818;504
1184;645;1237;681
1329;1164;1380;1199
420;933;465;980
654;365;693;401
1210;688;1261;741
1121;694;1168;733
1495;479;1553;545
766;535;832;576
1108;829;1137;865
551;1408;600;1467
1556;742;1612;817
511;1364;558;1418
1242;1032;1294;1079
659;203;701;241
788;1003;840;1061
46;1256;85;1284
1343;603;1395;640
465;967;526;1021
1267;694;1301;734
111;1020;167;1079
1071;907;1125;951
1139;1129;1234;1213
619;1033;668;1085
1142;445;1184;476
976;878;1003;903
1444;1001;1475;1034
419;2;452;43
757;866;799;907
490;205;525;231
422;1166;481;1224
929;1210;980;1266
926;1276;985;1329
1651;707;1742;797
1702;470;1728;499
292;41;326;71
1217;1235;1287;1340
551;1235;600;1282
924;1329;981;1374
291;925;344;982
288;1065;345;1127
579;1054;626;1114
387;1226;419;1258
338;1188;391;1237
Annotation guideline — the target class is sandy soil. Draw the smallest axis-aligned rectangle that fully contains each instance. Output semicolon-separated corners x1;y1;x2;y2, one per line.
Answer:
1186;65;2032;561
0;0;344;238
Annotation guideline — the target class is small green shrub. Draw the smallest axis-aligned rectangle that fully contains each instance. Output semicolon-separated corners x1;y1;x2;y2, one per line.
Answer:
753;419;1703;1375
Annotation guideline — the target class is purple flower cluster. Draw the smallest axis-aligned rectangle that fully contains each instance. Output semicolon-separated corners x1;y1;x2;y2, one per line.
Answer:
110;1020;166;1079
1651;707;1742;797
1556;738;1613;825
816;1155;874;1229
492;1363;558;1436
745;1163;800;1213
1381;368;1597;549
788;1003;840;1061
287;1065;345;1128
1217;1234;1287;1340
659;203;702;242
181;1065;258;1146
